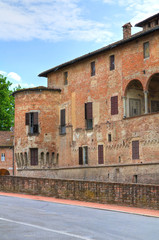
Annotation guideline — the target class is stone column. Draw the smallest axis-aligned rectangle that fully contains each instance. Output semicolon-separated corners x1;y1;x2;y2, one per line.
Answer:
144;90;148;114
123;96;126;118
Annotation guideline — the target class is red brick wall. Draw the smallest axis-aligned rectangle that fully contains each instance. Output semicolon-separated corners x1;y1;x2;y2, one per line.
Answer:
0;176;159;210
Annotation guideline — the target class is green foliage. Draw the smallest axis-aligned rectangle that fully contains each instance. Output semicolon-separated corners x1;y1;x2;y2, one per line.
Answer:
0;74;21;131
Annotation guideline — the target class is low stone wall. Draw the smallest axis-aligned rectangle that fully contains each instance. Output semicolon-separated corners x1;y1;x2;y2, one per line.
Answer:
0;176;159;210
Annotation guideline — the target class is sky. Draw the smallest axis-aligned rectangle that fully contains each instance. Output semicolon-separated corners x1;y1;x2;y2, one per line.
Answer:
1;0;159;89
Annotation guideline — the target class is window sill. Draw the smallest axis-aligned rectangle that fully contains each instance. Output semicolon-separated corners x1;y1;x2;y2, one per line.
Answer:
59;133;66;136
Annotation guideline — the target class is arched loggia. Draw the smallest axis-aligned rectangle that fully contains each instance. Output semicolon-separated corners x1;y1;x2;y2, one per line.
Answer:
124;80;144;117
147;73;159;113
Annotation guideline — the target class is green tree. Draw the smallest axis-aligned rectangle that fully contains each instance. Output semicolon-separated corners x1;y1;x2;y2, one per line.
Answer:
0;74;21;130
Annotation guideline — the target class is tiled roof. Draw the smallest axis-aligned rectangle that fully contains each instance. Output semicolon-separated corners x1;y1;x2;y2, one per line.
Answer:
38;25;159;78
0;131;14;147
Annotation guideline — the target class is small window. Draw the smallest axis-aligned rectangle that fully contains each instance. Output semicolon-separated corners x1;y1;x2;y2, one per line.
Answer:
52;152;55;164
108;134;111;142
111;96;118;115
98;145;104;164
133;175;138;183
30;148;38;166
60;109;66;134
132;141;139;160
1;153;5;161
148;22;151;28
25;112;39;134
79;146;88;165
56;153;59;164
110;55;115;70
85;102;93;129
143;42;149;59
64;72;68;85
155;19;158;26
91;61;95;76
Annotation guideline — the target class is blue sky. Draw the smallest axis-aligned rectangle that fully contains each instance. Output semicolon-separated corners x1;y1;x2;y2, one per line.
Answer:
1;0;159;89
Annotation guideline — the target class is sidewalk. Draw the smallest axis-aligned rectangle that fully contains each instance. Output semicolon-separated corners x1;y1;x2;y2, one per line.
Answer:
0;191;159;218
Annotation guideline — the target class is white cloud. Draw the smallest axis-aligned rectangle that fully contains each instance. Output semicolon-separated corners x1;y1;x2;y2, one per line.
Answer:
0;0;113;43
7;72;21;82
0;70;35;89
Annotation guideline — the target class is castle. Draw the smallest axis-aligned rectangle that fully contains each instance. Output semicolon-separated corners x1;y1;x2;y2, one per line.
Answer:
13;13;159;184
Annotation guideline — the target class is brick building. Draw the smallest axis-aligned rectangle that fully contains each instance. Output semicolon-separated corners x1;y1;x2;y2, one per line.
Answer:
0;131;14;175
13;13;159;184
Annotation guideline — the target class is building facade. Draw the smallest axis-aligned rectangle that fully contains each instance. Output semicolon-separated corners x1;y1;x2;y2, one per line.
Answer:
13;13;159;184
0;131;14;175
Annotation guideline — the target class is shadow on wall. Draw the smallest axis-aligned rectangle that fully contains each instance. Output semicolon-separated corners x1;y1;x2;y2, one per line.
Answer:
0;169;10;176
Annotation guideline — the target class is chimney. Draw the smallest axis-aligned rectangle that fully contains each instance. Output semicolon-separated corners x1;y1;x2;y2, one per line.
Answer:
122;22;132;39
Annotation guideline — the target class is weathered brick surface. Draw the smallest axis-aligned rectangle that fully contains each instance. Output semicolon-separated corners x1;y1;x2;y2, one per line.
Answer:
13;19;159;183
0;176;159;210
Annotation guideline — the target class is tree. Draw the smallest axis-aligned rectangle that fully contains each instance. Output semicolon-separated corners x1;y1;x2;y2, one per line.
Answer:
0;74;21;131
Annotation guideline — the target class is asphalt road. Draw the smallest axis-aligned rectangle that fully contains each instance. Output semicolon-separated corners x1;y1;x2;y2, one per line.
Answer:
0;195;159;240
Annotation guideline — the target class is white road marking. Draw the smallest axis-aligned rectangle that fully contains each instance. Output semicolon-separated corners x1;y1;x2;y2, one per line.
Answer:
0;217;92;240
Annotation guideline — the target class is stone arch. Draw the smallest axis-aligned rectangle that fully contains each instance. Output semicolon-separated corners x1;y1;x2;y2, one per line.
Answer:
0;169;10;176
146;73;159;113
124;79;144;117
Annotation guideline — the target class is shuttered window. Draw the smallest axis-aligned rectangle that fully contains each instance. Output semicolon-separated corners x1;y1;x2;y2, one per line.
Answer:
60;109;66;134
85;102;93;129
25;112;39;134
79;146;88;165
111;96;118;115
98;145;104;164
132;141;139;160
30;148;38;166
64;72;68;85
110;55;115;70
79;147;83;165
91;61;95;76
143;42;149;59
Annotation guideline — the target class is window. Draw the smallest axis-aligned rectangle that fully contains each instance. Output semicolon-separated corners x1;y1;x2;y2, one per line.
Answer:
133;175;138;183
25;112;39;134
110;55;115;70
1;153;5;161
155;19;158;26
64;72;68;85
108;134;111;142
98;145;104;164
132;141;139;160
79;146;88;165
143;42;149;59
60;109;66;134
85;102;93;129
30;148;38;166
151;101;159;113
148;22;151;28
111;96;118;115
129;99;141;117
91;61;95;76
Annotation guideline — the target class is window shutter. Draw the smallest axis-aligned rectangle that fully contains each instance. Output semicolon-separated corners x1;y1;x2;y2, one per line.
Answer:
132;141;139;159
79;147;83;165
30;148;38;165
25;113;29;125
111;96;118;115
60;109;65;126
85;102;92;120
33;112;38;125
98;145;104;164
85;146;88;164
110;55;115;70
91;61;95;76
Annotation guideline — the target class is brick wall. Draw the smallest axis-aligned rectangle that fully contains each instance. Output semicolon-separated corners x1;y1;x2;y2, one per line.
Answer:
0;176;159;210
